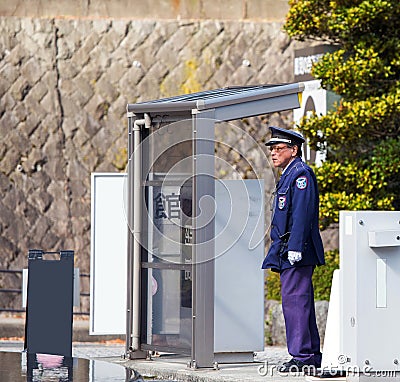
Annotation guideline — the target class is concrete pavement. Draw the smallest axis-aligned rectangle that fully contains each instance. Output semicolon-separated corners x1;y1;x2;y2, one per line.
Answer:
0;339;331;381
0;315;336;381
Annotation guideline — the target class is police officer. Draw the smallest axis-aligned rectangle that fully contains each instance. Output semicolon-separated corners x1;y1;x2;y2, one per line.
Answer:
263;126;325;373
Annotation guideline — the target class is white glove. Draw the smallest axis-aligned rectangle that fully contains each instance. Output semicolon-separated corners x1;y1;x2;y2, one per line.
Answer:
288;251;302;265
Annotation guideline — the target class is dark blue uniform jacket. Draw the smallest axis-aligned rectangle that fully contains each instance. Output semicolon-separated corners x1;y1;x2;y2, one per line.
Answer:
262;157;325;272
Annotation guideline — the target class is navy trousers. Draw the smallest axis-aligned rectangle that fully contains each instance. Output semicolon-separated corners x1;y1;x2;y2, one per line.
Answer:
280;265;322;366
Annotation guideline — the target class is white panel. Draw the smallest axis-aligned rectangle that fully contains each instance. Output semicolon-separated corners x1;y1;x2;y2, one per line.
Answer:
369;230;400;247
345;215;353;235
376;258;387;308
321;269;341;369
22;269;28;308
339;211;400;371
90;173;127;335
214;179;265;353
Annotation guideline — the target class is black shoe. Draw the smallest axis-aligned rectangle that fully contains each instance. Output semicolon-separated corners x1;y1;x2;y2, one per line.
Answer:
278;358;318;374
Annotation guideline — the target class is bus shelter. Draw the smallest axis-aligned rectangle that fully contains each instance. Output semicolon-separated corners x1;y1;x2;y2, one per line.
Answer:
125;83;304;368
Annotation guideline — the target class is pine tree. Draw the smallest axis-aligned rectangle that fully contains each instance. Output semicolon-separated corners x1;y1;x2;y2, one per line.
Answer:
285;0;400;228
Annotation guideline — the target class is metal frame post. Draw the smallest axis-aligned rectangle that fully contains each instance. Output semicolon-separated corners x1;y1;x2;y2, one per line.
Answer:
126;113;150;358
191;110;216;368
126;114;134;356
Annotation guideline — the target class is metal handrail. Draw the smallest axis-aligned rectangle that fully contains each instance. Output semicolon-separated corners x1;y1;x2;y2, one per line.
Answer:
0;289;22;293
0;269;22;274
0;268;90;315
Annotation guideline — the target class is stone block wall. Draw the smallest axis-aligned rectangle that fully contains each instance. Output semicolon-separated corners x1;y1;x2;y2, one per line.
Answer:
0;0;289;21
1;16;308;312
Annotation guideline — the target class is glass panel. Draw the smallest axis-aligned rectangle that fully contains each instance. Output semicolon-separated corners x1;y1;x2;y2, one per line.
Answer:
143;120;193;264
143;267;192;350
140;119;193;351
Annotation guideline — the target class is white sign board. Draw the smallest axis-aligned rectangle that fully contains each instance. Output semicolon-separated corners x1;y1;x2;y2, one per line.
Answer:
90;173;127;335
293;79;327;166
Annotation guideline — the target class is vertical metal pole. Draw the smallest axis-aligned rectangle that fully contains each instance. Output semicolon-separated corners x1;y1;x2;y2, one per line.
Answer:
131;118;143;352
126;113;151;358
126;115;134;355
191;110;216;368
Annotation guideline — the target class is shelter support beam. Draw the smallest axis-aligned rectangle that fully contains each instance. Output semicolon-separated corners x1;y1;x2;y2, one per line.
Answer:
191;110;216;368
126;113;151;359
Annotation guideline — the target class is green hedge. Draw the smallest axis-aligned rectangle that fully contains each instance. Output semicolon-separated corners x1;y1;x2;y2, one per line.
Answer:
266;249;339;301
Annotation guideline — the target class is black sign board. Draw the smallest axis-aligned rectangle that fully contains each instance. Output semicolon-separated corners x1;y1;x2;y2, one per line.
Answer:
25;250;74;357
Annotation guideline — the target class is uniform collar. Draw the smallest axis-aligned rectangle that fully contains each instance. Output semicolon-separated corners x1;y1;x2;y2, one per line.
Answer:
282;157;301;175
276;157;302;187
281;157;296;174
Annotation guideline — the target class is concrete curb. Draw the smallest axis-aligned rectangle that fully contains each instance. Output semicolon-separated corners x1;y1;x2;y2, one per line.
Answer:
0;316;124;343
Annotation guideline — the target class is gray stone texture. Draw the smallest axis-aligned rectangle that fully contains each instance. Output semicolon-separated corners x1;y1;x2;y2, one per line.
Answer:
0;15;326;320
321;224;339;252
0;0;289;21
265;300;329;347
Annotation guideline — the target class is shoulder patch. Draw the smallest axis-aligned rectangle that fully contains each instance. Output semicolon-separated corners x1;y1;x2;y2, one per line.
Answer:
296;176;308;190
